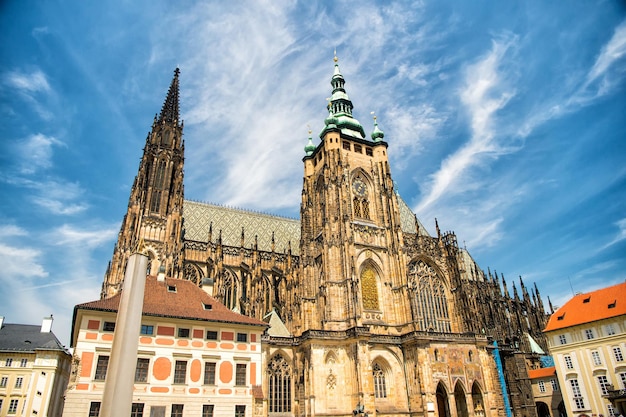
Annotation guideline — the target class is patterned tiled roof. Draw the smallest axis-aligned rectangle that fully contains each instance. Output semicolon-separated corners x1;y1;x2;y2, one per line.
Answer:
75;276;268;328
182;196;429;256
183;200;301;255
544;281;626;332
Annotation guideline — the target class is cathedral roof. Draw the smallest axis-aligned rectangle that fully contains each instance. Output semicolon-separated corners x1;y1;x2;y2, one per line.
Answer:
74;275;267;345
183;200;301;255
182;196;429;255
544;281;626;332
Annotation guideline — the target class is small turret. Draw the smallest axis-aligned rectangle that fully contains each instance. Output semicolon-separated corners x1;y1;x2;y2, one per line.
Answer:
371;113;385;142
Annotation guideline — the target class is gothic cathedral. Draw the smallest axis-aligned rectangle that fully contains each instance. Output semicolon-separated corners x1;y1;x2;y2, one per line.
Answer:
102;58;551;417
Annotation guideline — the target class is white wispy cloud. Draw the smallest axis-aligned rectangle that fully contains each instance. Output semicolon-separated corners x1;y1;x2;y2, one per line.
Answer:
585;19;626;91
2;68;53;119
517;19;626;138
51;224;118;249
2;176;89;216
600;217;626;250
17;133;64;174
4;69;51;93
0;243;48;280
417;36;518;213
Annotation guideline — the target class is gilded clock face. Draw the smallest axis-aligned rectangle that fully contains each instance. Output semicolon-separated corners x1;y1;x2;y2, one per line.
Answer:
352;179;367;197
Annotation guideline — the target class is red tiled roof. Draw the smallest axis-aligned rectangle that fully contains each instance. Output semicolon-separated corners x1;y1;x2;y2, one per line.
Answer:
76;276;268;328
528;366;556;379
544;282;626;332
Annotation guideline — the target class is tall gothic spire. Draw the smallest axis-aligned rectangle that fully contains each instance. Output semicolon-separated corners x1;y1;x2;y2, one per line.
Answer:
158;68;180;124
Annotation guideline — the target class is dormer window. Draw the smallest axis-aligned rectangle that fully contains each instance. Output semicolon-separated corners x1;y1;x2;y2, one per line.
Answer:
167;285;177;292
203;303;212;310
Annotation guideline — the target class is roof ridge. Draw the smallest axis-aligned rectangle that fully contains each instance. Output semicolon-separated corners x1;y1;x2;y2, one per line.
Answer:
184;199;299;222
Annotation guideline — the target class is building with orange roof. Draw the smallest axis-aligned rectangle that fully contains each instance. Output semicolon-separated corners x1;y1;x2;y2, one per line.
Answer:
544;281;626;417
527;366;565;417
62;274;268;417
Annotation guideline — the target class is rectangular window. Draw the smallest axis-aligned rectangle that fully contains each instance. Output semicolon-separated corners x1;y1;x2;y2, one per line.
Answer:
140;325;154;335
608;404;617;417
135;358;149;382
620;372;626;389
173;360;187;384
204;362;216;385
5;358;12;367
235;363;247;386
236;332;247;342
94;355;109;380
342;141;351;150
102;321;115;332
20;359;27;367
0;376;7;387
15;377;23;388
538;380;546;393
564;355;573;369
592;351;602;366
131;403;145;417
614;347;624;362
177;328;190;338
150;406;165;417
202;404;214;417
235;405;245;417
607;324;616;335
585;329;595;339
598;375;610;395
8;399;18;414
366;147;373;156
551;379;559;391
353;144;362;153
558;334;567;345
171;404;183;417
569;379;585;410
206;330;218;340
88;402;101;417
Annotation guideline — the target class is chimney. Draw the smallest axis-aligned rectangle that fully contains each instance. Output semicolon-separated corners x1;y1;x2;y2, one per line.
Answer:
157;265;166;282
41;315;53;333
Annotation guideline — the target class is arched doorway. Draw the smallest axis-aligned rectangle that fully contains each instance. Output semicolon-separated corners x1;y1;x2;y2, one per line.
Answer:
455;382;469;417
472;382;485;417
437;382;450;417
557;401;567;417
536;401;551;417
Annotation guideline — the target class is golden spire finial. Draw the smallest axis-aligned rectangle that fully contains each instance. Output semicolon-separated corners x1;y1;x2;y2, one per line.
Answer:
307;124;312;136
334;48;338;63
371;111;377;121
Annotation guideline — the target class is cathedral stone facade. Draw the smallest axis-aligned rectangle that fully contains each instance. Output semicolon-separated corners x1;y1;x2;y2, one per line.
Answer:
102;58;551;417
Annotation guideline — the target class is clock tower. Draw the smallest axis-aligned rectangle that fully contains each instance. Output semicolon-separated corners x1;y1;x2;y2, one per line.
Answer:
299;55;409;334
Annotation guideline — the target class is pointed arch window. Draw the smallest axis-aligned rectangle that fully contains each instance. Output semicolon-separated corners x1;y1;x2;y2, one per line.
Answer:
361;264;380;310
150;190;162;213
409;260;451;333
373;363;387;398
268;354;292;413
222;271;238;310
155;160;167;189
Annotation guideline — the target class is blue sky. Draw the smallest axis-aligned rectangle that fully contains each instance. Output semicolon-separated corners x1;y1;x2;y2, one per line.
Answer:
1;1;625;346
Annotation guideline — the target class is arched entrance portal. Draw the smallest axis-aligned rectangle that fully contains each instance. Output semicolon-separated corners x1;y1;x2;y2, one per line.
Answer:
455;382;469;417
437;383;450;417
536;401;551;417
472;382;485;417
